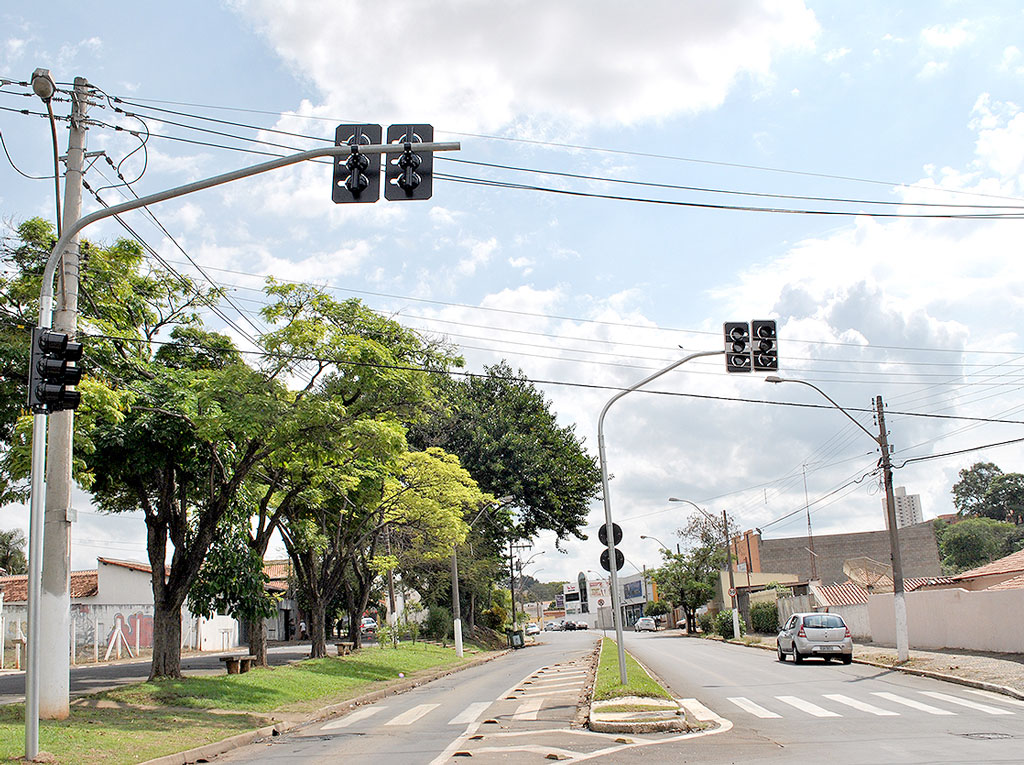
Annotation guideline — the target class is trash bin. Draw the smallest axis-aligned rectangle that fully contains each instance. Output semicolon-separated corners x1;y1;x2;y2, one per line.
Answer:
507;629;525;649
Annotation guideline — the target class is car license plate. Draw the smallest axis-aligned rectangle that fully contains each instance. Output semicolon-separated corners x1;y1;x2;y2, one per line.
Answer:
821;645;839;652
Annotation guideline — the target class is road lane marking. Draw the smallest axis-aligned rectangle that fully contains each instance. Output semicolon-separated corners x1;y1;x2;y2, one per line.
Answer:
449;702;491;725
872;692;956;715
823;694;899;716
919;691;1014;715
964;689;1024;709
513;697;545;720
727;697;781;718
385;703;440;725
679;698;720;722
775;696;840;717
321;706;385;730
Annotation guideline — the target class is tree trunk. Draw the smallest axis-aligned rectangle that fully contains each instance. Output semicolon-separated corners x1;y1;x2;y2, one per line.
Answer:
150;605;183;680
246;617;268;666
308;596;328;658
468;591;476;632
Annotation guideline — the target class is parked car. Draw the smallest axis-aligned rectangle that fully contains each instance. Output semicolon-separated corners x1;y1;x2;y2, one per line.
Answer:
777;612;853;664
634;616;657;632
525;623;540;636
544;622;561;631
574;621;589;630
360;617;377;635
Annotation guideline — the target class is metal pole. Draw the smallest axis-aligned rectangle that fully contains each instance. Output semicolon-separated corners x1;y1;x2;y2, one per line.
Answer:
451;545;463;658
508;539;515;628
802;465;817;581
723;510;740;639
598;348;723;684
876;396;909;662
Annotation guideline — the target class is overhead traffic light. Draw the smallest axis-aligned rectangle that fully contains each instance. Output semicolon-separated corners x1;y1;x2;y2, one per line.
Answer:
384;124;433;201
28;328;83;414
752;320;778;372
724;322;751;373
332;124;382;203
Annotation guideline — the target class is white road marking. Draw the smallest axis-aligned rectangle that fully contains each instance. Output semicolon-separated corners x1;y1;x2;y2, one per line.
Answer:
679;698;720;722
385;703;440;725
823;694;899;716
920;691;1014;715
321;706;385;730
727;697;782;718
776;695;840;717
964;689;1024;709
513;697;545;720
448;701;491;725
872;692;956;715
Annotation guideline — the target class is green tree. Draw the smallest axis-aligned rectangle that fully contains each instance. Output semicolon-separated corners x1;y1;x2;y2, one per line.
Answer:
0;528;27;575
644;600;671;619
650;551;717;633
952;462;1003;518
983;473;1024;524
936;516;1024;573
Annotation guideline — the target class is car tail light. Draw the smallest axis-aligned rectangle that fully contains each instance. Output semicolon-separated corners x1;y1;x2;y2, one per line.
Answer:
845;627;851;639
798;626;806;638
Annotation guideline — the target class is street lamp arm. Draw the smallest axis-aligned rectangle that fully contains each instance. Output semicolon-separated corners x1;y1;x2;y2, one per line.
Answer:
667;497;716;524
37;141;460;327
765;376;878;444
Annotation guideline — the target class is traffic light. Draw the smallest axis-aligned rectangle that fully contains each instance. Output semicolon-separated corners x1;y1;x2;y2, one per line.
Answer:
724;322;751;373
332;124;382;203
384;124;433;200
752;320;778;372
28;327;83;414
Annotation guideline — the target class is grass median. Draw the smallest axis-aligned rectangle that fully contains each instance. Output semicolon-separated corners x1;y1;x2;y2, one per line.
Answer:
0;641;487;764
593;636;673;702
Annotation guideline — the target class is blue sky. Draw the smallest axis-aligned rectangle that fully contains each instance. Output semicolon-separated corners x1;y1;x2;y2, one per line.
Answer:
3;1;1024;584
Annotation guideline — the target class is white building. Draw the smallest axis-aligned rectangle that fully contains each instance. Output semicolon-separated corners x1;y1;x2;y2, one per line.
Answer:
885;486;923;529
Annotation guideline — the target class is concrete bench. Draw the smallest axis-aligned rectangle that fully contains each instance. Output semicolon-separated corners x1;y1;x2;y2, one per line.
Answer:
336;641;355;656
220;654;257;674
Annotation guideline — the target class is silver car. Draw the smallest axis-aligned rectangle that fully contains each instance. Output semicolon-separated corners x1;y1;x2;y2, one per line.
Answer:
777;612;853;664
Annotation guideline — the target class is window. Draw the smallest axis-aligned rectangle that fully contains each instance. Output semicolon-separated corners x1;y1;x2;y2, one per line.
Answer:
802;614;845;629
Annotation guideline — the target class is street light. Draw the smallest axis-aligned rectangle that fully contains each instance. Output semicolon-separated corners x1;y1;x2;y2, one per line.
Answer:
765;375;909;662
640;534;679;554
668;498;740;639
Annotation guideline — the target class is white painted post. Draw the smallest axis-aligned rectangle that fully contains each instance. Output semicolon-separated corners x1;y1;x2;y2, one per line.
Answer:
70;617;76;666
93;616;99;663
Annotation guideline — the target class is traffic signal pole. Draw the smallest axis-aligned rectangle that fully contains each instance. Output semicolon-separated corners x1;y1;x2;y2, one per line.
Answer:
597;348;724;684
25;134;460;758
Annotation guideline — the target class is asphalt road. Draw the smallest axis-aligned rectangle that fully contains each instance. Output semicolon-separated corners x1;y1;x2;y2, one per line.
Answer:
0;642;316;704
620;630;1024;764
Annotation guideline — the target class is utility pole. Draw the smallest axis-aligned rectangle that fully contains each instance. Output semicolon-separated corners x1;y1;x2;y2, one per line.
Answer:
802;465;817;581
37;76;88;729
876;396;909;662
451;545;463;657
722;510;740;640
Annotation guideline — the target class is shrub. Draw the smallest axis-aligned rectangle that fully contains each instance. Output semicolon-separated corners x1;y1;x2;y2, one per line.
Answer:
697;611;714;635
479;605;507;631
713;609;746;639
424;606;452;641
750;601;779;634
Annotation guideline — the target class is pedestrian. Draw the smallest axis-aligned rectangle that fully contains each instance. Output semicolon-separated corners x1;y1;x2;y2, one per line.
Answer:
299;620;308;640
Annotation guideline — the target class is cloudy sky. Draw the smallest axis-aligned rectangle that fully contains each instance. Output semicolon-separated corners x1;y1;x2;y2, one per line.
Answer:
3;1;1024;585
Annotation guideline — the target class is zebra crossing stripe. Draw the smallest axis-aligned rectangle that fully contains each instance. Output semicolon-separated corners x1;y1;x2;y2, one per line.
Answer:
727;697;782;718
322;706;385;730
964;689;1024;709
448;702;491;725
679;698;720;722
385;703;440;726
823;694;899;716
919;691;1014;715
776;695;840;717
513;697;545;721
872;692;956;715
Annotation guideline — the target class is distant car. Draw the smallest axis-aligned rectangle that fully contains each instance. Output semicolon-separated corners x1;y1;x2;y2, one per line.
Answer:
360;617;377;634
525;623;540;636
634;616;656;632
777;612;853;664
544;622;560;631
562;620;576;631
574;621;589;630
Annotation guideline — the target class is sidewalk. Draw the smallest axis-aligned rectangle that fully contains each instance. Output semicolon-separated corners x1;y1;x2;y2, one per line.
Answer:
737;633;1024;698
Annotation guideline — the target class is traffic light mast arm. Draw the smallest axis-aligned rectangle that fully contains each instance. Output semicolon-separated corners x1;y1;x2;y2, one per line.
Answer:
596;347;724;684
35;141;460;327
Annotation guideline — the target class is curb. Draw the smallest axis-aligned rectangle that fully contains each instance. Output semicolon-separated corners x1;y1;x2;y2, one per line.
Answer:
137;648;510;765
726;637;1024;701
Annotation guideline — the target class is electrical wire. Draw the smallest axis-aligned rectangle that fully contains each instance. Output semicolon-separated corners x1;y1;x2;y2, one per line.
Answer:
0;130;53;180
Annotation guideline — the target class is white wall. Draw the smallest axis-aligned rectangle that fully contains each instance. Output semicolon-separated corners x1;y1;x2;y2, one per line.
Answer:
95;562;153;605
827;603;870;640
868;588;1024;653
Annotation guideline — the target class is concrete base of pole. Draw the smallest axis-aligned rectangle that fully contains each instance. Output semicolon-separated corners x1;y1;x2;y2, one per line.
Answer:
454;618;463;658
732;609;741;640
894;591;909;662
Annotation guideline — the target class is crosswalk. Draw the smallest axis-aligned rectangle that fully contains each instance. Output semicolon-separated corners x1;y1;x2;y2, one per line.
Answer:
719;689;1023;720
319;658;591;732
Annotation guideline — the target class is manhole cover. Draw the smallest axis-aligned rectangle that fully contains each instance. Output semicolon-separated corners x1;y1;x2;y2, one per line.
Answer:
958;732;1014;740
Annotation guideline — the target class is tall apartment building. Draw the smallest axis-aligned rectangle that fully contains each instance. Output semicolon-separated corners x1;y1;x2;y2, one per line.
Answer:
885;486;923;529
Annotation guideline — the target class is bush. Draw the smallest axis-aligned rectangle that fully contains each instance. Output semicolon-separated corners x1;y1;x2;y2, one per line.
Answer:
750;601;779;634
697;611;714;635
713;609;746;639
479;604;507;631
424;606;452;641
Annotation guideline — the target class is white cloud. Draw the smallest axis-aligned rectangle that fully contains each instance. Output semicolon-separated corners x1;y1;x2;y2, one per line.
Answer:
823;47;850;63
920;20;972;51
230;0;819;131
918;60;948;79
457;236;499;275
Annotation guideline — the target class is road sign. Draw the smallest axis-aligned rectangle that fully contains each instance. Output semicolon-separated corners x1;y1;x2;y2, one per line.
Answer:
598;522;622;546
600;548;624;572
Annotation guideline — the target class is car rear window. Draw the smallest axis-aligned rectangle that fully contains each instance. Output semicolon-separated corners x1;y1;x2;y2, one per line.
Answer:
802;614;845;629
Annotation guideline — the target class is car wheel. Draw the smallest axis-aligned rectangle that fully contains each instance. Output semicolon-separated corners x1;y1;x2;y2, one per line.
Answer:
793;647;803;664
777;644;786;662
823;656;832;663
842;654;853;665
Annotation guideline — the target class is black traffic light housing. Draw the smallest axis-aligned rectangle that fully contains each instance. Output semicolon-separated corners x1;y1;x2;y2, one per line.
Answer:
724;322;752;373
332;124;382;203
28;327;83;414
385;124;433;200
752;320;778;371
